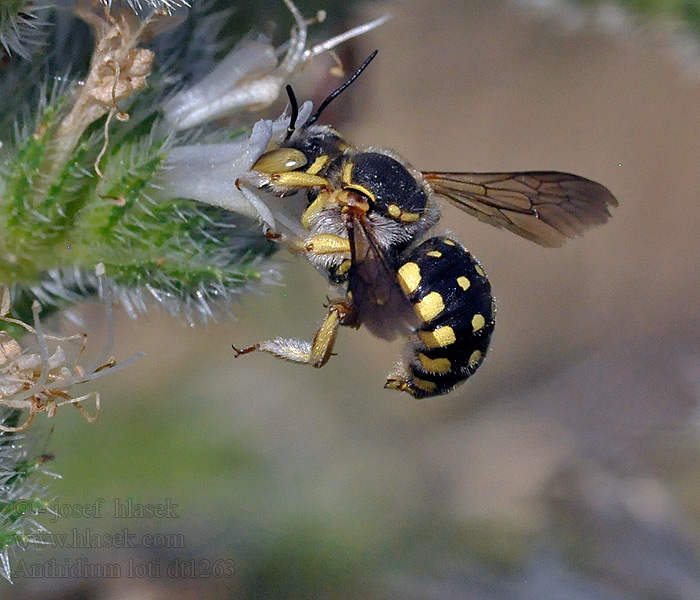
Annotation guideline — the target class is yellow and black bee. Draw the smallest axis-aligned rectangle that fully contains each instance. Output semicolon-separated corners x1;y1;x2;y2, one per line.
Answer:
234;51;617;398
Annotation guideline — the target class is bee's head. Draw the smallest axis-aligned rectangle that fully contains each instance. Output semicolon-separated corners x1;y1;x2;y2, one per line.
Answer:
249;51;377;184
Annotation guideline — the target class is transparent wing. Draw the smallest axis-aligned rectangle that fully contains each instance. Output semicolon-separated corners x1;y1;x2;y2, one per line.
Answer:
423;171;618;247
346;213;416;340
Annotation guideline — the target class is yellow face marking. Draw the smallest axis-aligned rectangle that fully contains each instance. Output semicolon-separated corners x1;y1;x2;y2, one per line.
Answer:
475;264;485;277
397;262;422;295
427;250;442;258
341;162;354;185
471;313;486;332
468;350;483;369
418;326;456;348
399;211;421;223
387;204;402;218
412;376;437;393
457;276;471;291
418;353;451;374
443;239;456;246
415;291;445;323
306;155;329;175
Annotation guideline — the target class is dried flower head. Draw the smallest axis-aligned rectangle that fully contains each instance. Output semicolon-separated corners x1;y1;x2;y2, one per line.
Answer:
0;285;142;432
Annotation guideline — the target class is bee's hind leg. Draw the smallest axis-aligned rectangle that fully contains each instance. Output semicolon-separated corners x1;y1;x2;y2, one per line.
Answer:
232;299;358;369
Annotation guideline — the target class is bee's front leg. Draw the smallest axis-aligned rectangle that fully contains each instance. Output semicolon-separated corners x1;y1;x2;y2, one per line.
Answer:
233;299;359;369
236;171;335;247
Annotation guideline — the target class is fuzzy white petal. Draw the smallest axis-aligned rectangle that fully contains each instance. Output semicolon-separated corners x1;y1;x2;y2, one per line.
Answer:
160;118;273;220
163;0;389;132
159;102;312;229
164;38;279;131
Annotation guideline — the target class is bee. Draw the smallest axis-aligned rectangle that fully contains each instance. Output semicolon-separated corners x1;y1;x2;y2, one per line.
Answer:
233;51;617;398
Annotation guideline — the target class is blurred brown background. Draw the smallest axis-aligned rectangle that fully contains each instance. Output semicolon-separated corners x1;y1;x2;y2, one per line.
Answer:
9;0;700;598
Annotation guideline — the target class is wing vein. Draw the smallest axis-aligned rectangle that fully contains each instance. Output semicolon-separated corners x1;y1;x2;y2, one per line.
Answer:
423;170;617;247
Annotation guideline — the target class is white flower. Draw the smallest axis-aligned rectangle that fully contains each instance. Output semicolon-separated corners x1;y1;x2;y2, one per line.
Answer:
163;0;389;131
0;285;142;432
158;102;312;231
158;0;389;230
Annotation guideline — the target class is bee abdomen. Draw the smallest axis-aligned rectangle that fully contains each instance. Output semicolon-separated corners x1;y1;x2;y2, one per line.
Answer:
386;236;495;398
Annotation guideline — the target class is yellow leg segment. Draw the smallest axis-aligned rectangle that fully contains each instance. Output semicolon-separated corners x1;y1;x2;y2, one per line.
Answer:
308;305;342;368
305;234;351;255
232;301;357;369
270;172;329;188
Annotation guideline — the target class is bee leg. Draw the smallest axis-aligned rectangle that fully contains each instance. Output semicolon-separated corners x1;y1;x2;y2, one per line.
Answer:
236;171;329;237
237;171;329;197
232;299;357;368
235;181;279;233
302;234;352;276
267;172;328;189
236;175;340;250
264;229;282;240
260;232;351;265
304;234;351;255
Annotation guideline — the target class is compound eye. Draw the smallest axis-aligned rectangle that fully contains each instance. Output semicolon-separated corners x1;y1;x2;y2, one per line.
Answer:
252;148;308;174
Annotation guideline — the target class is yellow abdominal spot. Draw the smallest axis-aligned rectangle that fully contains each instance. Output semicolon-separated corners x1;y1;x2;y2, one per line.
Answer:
412;376;437;393
443;239;456;246
418;353;451;374
427;250;442;258
418;326;456;348
457;276;470;291
415;292;445;322
397;262;422;295
468;350;482;368
471;313;486;332
475;264;485;277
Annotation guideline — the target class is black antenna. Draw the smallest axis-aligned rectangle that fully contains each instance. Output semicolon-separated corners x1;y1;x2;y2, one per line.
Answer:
303;49;379;129
284;85;299;141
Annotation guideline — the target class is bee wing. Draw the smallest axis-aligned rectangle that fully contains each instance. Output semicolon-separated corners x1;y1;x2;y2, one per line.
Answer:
423;171;618;247
347;212;417;340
